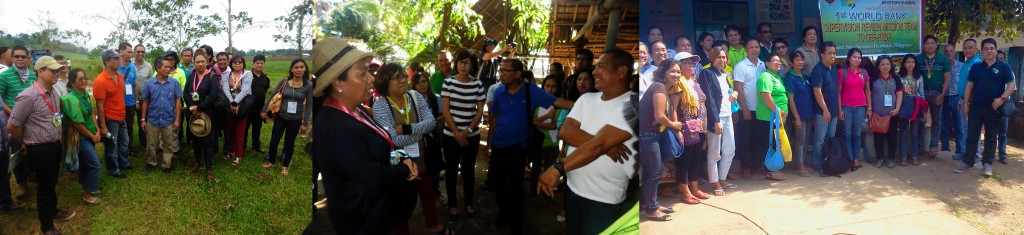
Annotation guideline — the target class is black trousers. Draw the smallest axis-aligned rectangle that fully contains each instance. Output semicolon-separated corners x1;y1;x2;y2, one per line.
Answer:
27;141;61;232
748;119;771;171
491;145;526;233
245;108;265;149
125;106;137;152
873;117;900;161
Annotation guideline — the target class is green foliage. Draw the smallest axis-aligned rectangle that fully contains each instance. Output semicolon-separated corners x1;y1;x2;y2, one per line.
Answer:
94;0;224;51
925;0;1024;44
273;0;313;58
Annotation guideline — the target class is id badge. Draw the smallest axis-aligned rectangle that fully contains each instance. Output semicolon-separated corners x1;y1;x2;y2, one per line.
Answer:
125;84;133;95
191;92;199;101
404;143;420;158
286;101;298;114
884;95;893;107
52;113;63;128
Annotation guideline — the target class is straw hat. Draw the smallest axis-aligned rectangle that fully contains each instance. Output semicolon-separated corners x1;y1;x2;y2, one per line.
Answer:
189;112;212;137
312;37;374;97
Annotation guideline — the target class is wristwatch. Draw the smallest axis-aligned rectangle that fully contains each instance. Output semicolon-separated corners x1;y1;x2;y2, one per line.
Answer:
554;160;566;177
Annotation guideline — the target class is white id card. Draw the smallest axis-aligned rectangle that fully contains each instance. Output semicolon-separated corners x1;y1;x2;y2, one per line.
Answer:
125;84;133;95
286;101;298;114
884;95;893;107
404;143;421;158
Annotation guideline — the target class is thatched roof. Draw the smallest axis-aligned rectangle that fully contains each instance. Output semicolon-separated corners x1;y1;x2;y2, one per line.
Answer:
548;0;639;71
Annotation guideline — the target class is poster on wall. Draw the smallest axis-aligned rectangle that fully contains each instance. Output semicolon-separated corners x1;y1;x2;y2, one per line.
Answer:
757;0;794;33
818;0;922;57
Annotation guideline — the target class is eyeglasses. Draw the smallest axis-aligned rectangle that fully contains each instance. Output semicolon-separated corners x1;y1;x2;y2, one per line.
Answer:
760;30;771;34
775;45;787;50
136;50;145;53
458;61;473;65
13;55;28;59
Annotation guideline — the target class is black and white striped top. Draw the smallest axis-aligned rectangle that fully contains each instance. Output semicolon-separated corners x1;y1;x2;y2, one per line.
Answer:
441;76;485;137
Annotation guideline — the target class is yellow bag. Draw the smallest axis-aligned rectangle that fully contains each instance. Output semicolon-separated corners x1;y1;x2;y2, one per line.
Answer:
778;115;793;162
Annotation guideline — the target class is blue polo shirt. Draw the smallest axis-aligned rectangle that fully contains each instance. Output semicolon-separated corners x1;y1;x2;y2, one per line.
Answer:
490;81;557;148
967;60;1014;109
958;54;981;97
808;61;840;115
140;76;182;127
783;70;814;119
119;62;138;107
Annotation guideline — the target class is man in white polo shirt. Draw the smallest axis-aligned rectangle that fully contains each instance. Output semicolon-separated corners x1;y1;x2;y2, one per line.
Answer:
731;38;765;178
537;49;637;235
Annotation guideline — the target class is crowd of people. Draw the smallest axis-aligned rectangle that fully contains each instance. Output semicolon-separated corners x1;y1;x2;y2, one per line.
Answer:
638;22;1016;221
0;43;310;234
312;36;640;234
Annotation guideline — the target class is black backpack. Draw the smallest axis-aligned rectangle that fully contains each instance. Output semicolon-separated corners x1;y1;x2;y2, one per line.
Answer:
821;138;851;177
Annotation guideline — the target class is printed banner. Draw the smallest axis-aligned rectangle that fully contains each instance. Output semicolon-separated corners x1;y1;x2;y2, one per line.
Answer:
818;0;922;57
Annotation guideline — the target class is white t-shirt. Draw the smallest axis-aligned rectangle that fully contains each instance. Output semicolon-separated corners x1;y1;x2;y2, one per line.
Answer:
732;57;765;112
712;68;733;117
565;91;638;204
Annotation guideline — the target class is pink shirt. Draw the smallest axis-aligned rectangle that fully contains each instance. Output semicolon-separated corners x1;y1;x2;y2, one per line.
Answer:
839;68;868;106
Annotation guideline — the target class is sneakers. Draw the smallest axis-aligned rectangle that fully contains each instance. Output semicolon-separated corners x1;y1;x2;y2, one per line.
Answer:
952;154;963;161
83;195;101;205
953;163;974;173
109;172;128;179
981;163;993;177
54;209;76;220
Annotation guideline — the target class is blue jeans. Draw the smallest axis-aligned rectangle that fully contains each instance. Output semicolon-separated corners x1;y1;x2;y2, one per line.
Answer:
900;119;925;158
639;132;662;214
999;116;1008;159
565;186;624;235
841;106;866;162
925;90;943;150
812;113;839;170
103;120;131;174
940;95;965;154
78;137;101;193
963;106;1001;166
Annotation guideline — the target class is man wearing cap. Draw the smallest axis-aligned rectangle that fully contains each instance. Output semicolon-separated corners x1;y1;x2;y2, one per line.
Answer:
0;45;37;198
430;50;454;95
537;49;638;235
732;38;765;178
488;57;574;233
95;49;131;178
134;44;154;148
117;43;141;157
9;56;77;234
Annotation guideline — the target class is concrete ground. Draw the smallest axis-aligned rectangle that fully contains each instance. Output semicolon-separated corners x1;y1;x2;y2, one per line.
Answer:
640;127;1023;235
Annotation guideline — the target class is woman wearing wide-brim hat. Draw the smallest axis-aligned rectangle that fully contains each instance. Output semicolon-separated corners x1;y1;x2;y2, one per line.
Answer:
311;37;418;234
183;51;220;182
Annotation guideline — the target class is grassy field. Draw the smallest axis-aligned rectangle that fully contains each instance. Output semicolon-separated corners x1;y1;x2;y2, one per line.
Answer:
2;54;312;234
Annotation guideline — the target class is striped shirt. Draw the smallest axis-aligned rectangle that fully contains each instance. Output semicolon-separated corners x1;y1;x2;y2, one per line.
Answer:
441;76;485;137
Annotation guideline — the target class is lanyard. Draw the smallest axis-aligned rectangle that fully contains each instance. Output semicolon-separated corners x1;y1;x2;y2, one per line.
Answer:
192;69;209;93
33;84;57;114
387;95;411;124
231;72;242;90
327;98;395;152
880;76;894;96
924;56;936;79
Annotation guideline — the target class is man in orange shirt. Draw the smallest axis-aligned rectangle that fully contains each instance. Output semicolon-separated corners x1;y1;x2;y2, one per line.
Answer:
94;50;131;178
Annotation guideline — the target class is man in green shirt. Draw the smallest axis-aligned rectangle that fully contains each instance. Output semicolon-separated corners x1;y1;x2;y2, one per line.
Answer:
0;46;37;115
916;35;951;157
429;50;454;94
725;24;747;68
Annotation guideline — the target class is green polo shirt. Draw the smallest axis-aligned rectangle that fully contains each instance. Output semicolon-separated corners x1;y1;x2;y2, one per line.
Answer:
429;70;458;95
727;45;747;68
756;70;788;121
916;53;950;90
0;67;37;109
60;90;97;138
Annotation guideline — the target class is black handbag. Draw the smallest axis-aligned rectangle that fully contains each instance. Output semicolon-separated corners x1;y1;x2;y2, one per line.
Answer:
231;95;255;118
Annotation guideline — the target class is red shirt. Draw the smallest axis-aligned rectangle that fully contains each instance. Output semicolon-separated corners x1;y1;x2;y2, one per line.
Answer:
94;70;127;120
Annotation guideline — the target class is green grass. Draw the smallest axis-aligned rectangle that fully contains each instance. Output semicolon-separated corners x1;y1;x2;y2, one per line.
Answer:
2;60;311;234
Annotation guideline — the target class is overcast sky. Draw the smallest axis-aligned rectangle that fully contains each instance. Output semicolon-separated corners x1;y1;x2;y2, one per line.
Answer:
0;0;308;51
